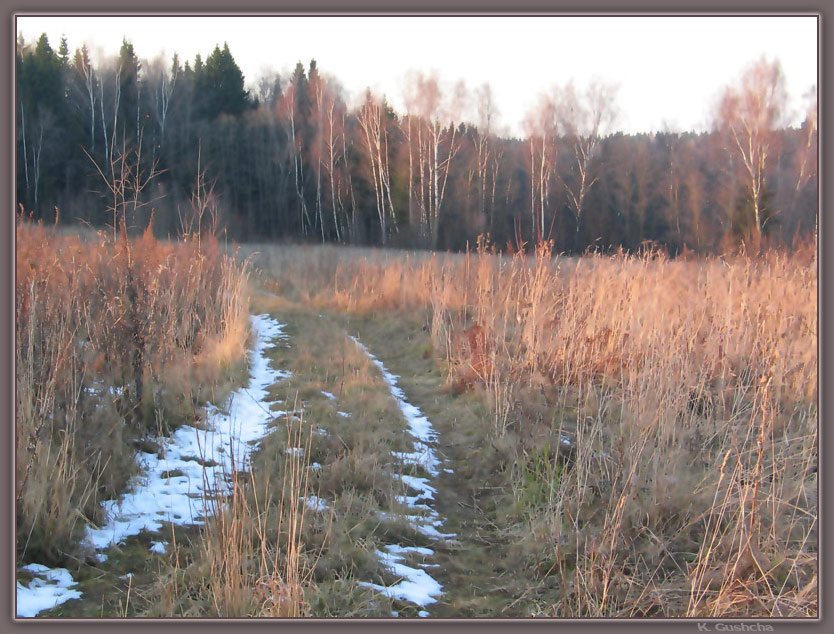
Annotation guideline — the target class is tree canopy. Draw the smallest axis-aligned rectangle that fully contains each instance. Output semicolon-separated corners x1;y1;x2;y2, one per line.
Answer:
15;35;818;254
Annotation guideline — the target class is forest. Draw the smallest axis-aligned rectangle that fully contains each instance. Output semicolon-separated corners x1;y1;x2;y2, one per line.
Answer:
16;34;818;253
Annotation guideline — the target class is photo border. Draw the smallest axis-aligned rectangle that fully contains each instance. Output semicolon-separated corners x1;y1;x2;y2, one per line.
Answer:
3;2;827;633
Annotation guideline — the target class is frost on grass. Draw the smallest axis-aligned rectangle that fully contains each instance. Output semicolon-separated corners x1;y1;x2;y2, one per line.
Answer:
85;314;289;551
16;564;82;618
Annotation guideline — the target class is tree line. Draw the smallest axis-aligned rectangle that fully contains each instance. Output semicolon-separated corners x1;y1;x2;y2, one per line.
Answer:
16;33;818;254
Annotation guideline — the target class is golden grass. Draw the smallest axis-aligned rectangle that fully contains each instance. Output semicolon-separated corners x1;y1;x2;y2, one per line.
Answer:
16;216;251;566
150;411;315;617
242;239;817;618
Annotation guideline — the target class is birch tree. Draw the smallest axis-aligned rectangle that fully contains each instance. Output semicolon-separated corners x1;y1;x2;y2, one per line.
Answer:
523;92;558;246
322;80;349;242
557;79;619;250
715;57;788;241
73;44;97;153
794;85;817;196
277;64;312;235
400;71;464;247
308;61;326;241
147;53;178;156
472;83;502;233
357;91;396;245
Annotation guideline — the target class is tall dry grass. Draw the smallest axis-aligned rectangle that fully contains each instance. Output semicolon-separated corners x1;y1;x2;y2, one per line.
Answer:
16;215;250;566
243;239;817;617
153;411;316;617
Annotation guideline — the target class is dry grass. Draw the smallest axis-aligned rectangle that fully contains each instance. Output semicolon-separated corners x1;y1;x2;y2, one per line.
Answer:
242;239;817;618
150;411;315;617
16;216;251;567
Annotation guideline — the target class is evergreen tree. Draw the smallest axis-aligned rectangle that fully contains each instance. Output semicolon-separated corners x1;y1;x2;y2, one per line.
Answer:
117;39;141;145
17;34;64;211
58;36;70;67
198;43;251;120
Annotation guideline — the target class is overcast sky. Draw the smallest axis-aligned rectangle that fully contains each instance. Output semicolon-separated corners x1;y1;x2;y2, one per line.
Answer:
16;15;818;136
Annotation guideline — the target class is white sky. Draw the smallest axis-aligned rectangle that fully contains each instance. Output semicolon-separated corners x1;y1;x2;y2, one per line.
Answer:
16;15;818;136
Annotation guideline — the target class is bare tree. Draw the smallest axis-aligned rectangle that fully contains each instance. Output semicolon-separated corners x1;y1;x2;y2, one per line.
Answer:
357;91;395;245
794;85;817;196
146;53;178;155
322;81;349;243
400;78;420;232
256;71;282;109
523;92;558;246
74;44;97;152
471;83;502;232
715;57;788;240
277;77;312;235
401;71;465;247
557;79;619;250
309;63;326;242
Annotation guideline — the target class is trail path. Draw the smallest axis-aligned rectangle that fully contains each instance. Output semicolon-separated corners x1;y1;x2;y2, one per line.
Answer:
349;336;455;616
337;313;535;617
18;304;516;618
16;315;291;618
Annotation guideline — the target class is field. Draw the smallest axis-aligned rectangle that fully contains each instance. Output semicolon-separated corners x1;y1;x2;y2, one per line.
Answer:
16;226;818;618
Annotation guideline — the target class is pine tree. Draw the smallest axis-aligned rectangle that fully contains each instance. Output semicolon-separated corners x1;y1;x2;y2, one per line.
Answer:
117;39;141;146
199;42;250;120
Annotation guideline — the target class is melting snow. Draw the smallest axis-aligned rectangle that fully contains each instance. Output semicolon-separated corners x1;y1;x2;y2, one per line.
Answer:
303;496;329;512
321;391;337;401
18;314;290;618
16;564;82;618
85;314;288;550
358;545;443;607
350;336;453;615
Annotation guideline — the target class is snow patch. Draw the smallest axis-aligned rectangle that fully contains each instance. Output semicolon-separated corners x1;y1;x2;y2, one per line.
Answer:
359;546;443;607
303;496;329;512
18;314;290;618
16;564;82;618
84;314;289;551
349;335;453;616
